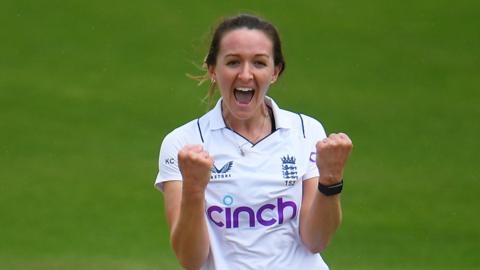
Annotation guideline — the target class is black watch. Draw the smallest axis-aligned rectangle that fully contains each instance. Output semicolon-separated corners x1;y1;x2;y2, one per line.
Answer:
318;179;343;196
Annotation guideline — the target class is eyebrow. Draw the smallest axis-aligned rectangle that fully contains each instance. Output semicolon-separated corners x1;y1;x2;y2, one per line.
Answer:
224;53;270;58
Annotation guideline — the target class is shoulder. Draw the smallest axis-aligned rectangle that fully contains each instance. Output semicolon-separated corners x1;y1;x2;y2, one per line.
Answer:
161;105;219;147
161;119;203;150
276;106;327;140
298;114;327;139
298;113;327;142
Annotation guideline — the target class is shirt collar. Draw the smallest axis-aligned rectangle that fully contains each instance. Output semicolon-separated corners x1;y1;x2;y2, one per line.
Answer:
208;96;293;131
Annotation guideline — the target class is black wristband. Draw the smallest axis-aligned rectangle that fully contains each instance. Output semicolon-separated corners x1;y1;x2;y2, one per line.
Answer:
318;179;343;196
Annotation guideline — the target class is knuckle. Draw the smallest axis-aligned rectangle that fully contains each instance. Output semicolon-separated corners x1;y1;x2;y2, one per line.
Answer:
188;152;197;160
316;141;324;149
339;140;349;147
317;142;327;150
178;150;186;159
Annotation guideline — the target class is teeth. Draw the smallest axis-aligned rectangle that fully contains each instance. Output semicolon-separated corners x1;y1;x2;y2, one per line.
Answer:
235;87;254;92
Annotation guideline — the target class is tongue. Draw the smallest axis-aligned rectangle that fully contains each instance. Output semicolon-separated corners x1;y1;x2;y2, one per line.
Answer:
234;90;254;104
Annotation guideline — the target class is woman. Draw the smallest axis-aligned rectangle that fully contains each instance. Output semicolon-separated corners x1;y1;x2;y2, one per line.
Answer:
155;14;353;270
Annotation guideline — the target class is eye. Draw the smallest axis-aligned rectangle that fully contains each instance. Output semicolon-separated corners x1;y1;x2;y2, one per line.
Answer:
226;60;240;66
254;61;267;67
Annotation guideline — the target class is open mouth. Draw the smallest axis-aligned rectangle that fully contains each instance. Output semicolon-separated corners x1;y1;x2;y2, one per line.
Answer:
234;87;255;104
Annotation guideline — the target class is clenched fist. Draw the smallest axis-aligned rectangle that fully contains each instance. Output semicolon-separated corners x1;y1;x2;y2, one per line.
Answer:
316;133;353;185
178;144;214;193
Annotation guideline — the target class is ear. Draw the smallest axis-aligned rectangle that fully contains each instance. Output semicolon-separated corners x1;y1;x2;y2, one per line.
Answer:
208;65;216;82
271;64;282;84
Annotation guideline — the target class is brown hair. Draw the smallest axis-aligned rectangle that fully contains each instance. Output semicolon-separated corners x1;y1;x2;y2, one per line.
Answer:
190;14;286;108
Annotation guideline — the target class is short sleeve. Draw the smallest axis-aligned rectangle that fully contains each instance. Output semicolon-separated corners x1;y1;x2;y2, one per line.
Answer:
154;131;184;191
302;115;327;180
154;119;205;191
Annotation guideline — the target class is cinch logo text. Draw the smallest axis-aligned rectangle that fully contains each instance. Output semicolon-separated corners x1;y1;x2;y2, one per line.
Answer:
206;197;297;228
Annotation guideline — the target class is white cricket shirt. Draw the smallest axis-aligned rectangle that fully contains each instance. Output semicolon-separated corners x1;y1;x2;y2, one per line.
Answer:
155;97;329;270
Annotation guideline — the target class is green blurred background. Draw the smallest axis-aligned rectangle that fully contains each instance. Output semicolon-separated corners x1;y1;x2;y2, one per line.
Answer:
1;0;479;269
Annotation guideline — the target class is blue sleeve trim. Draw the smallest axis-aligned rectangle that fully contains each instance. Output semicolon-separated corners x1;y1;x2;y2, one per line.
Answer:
197;118;204;143
298;113;306;138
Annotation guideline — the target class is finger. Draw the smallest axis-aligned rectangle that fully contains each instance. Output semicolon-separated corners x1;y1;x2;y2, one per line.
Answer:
325;136;339;147
199;151;210;160
178;147;190;159
337;133;352;144
206;156;214;168
187;149;212;165
338;132;348;139
333;133;348;143
336;134;353;151
180;145;199;156
187;150;199;161
328;133;339;139
196;153;214;169
327;133;353;149
316;139;327;149
190;144;204;153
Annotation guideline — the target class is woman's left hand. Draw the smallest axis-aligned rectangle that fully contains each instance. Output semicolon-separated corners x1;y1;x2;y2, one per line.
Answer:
315;133;353;185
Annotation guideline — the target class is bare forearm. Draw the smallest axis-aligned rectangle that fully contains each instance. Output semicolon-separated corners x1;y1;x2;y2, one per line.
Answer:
301;192;342;253
171;189;209;270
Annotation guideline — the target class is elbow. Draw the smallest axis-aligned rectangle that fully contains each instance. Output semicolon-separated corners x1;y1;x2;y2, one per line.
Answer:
174;249;206;270
306;240;329;254
177;258;203;270
171;240;208;270
308;243;328;253
304;237;330;253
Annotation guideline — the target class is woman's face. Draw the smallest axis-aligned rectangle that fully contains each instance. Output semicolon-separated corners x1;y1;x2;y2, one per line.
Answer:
209;28;281;121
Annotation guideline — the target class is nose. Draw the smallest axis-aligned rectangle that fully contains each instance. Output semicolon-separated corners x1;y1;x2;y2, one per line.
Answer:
238;63;253;81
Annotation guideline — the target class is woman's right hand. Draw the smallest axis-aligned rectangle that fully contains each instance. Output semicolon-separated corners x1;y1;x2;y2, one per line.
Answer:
178;144;214;193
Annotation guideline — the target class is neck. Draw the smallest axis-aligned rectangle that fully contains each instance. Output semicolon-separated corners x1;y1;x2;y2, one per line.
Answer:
223;104;272;144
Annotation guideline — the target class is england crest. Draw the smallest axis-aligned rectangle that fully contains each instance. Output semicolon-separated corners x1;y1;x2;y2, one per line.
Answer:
281;155;298;180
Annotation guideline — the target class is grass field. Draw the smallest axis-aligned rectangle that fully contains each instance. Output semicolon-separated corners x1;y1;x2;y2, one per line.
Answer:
1;0;479;269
